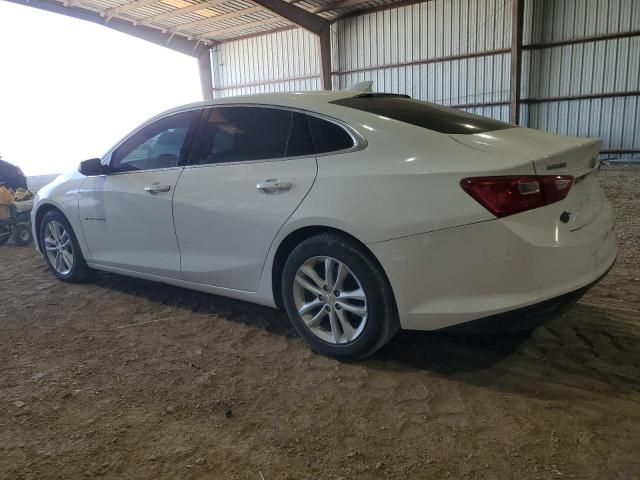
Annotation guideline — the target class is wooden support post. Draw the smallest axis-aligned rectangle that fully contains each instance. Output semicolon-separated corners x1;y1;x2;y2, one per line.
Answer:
198;48;214;101
251;0;332;90
509;0;525;124
318;26;332;90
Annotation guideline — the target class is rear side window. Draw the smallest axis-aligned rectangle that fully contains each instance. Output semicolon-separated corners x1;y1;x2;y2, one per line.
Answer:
286;112;315;157
308;116;355;154
191;107;294;165
331;94;514;134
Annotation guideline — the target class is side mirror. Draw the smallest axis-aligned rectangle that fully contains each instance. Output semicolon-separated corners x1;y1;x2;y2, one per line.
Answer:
79;158;107;176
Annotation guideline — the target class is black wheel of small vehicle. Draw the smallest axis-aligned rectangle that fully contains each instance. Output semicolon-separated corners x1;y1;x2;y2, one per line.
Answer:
14;223;32;246
282;233;399;360
39;210;91;282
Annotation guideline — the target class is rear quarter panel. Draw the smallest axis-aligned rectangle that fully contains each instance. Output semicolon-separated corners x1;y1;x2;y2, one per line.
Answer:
288;105;535;244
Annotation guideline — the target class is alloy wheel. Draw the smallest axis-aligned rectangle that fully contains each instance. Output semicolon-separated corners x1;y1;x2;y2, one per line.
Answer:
43;221;74;275
292;256;368;344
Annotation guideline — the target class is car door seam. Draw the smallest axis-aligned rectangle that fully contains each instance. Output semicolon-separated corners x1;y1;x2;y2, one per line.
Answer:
254;157;320;292
171;167;187;279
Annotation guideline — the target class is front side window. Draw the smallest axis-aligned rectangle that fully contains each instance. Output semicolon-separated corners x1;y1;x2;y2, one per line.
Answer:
111;110;198;172
191;107;306;165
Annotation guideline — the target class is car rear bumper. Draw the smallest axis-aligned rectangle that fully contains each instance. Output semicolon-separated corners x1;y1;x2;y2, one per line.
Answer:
369;200;618;331
439;259;614;333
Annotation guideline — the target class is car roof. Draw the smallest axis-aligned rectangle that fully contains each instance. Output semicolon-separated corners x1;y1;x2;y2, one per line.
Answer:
160;90;360;118
103;91;366;158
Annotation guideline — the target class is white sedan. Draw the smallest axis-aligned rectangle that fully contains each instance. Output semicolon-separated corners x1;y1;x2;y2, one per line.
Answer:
32;91;617;359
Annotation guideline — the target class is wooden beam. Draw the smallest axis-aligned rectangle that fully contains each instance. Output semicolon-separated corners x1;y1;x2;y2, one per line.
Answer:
170;6;263;33
523;30;640;50
198;48;214;100
199;16;285;39
334;47;509;75
3;0;208;55
509;0;524;124
134;0;229;26
521;90;640;104
318;26;331;90
250;0;328;35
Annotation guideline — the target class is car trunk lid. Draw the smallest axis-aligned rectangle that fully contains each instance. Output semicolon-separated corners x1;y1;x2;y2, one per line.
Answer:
450;127;603;230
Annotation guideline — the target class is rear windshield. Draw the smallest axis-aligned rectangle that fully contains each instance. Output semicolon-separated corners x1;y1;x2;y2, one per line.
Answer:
331;94;514;134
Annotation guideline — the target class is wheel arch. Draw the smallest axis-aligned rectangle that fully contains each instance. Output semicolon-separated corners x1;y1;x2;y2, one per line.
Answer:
34;202;89;259
270;225;397;313
34;203;63;252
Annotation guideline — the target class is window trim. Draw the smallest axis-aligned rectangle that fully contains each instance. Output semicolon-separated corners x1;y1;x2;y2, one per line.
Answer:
182;103;367;170
305;110;367;158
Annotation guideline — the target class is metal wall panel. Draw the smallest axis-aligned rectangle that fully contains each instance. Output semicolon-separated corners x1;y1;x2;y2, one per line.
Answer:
528;0;640;44
524;30;640;99
524;0;640;157
211;27;321;98
209;0;638;159
332;0;512;109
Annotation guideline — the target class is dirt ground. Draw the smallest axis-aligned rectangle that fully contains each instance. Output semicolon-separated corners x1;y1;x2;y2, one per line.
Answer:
1;169;639;480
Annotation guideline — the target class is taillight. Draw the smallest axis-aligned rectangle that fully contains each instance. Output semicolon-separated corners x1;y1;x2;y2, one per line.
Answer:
460;175;574;218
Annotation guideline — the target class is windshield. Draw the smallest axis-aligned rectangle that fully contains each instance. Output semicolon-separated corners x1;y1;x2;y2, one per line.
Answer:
331;94;514;134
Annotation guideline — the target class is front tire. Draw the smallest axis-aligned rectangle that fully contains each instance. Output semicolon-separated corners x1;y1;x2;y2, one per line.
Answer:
282;233;398;360
39;210;91;282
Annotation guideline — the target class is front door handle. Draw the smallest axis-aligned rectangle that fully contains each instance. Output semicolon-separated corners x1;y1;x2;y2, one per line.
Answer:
144;183;171;194
256;179;292;194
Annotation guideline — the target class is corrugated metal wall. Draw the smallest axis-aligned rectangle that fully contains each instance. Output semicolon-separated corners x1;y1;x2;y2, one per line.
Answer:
210;0;639;159
211;28;321;98
522;0;640;160
331;0;512;122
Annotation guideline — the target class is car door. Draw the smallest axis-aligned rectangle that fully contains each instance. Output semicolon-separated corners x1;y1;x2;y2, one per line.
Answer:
172;106;318;291
78;109;200;278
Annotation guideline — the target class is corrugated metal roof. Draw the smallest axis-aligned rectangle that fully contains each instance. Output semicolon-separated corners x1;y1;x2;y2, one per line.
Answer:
27;0;407;44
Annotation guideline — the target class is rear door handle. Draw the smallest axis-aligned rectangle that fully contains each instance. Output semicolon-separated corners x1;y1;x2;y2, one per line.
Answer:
144;183;171;194
256;179;292;194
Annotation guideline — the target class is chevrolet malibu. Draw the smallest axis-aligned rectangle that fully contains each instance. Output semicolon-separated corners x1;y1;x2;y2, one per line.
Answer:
32;91;617;359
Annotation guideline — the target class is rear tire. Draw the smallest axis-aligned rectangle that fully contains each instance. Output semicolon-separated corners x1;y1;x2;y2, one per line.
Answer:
282;233;398;360
39;210;91;282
